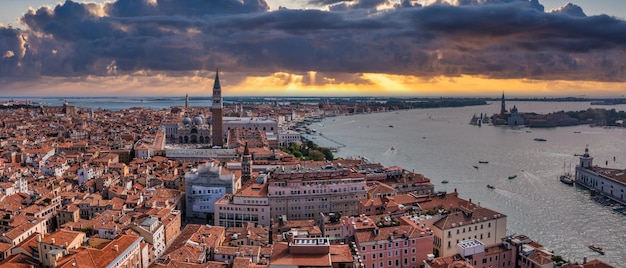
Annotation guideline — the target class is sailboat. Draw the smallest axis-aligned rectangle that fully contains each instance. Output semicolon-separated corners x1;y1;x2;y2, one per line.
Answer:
559;160;574;185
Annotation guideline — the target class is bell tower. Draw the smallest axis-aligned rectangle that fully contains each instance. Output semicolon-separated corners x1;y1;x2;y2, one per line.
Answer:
579;146;593;169
500;92;506;115
242;142;252;182
211;70;224;147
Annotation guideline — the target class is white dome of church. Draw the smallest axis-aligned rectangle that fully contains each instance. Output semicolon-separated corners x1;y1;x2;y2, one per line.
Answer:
182;117;192;125
193;114;204;125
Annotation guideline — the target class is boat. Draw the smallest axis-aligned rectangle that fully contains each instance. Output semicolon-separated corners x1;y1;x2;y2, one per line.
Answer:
473;166;479;169
486;185;495;189
508;175;517;179
559;174;574;185
559;161;574;185
442;180;449;184
588;244;605;255
533;138;547;142
388;125;394;128
612;206;626;212
478;161;489;164
390;146;396;151
574;131;581;133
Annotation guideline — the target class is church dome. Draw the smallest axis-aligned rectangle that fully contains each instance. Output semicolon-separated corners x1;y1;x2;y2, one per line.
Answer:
182;117;192;125
193;114;204;125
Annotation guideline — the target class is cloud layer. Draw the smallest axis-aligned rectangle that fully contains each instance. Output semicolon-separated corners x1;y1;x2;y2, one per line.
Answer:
1;0;626;90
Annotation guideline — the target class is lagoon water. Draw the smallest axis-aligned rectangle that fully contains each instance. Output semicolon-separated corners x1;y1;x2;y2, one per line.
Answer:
310;101;626;266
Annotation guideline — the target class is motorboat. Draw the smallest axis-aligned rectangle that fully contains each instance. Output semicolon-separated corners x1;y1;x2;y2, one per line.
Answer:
588;244;605;255
559;161;574;185
508;175;517;179
486;185;495;190
533;138;547;142
559;174;574;185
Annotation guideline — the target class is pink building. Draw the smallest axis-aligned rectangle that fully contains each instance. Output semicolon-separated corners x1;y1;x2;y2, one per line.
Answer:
424;239;516;268
345;215;434;268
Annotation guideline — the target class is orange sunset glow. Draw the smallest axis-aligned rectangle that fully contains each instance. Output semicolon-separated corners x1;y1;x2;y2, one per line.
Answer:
1;0;626;97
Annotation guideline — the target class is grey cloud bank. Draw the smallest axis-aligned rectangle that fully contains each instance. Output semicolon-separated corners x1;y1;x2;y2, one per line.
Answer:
1;0;626;89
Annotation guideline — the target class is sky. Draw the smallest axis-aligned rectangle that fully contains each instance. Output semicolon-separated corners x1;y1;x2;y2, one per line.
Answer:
1;0;626;97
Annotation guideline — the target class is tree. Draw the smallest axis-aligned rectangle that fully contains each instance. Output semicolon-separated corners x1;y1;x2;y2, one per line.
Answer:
308;150;325;161
321;147;334;160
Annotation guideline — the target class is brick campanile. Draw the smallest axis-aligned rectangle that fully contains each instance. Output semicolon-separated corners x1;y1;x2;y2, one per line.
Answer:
211;70;224;146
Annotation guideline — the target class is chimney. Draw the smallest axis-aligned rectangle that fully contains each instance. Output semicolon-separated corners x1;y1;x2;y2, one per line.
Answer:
51;238;55;245
583;257;587;264
114;245;119;252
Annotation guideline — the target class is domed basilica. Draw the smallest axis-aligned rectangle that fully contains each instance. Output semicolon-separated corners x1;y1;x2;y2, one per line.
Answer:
172;113;212;144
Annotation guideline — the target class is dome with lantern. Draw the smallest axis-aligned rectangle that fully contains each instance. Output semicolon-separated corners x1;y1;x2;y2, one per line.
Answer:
193;114;205;125
182;117;192;125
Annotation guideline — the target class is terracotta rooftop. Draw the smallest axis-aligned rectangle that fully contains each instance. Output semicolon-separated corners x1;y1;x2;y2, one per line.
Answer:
41;229;84;247
562;259;615;268
425;255;476;268
269;242;331;267
329;244;353;264
589;166;626;185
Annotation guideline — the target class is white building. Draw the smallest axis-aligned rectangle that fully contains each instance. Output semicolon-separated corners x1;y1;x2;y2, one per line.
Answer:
165;148;238;162
132;216;166;260
268;165;367;221
278;130;302;147
0;177;28;196
77;165;104;185
575;147;626;204
222;117;279;143
214;176;271;227
421;191;508;258
185;161;241;223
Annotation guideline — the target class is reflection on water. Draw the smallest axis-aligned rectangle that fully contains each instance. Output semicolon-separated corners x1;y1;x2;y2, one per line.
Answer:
318;101;626;266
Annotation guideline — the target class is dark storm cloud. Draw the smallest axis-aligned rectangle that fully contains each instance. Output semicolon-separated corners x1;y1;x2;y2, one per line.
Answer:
106;0;270;17
308;0;346;6
1;0;626;85
551;3;586;17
